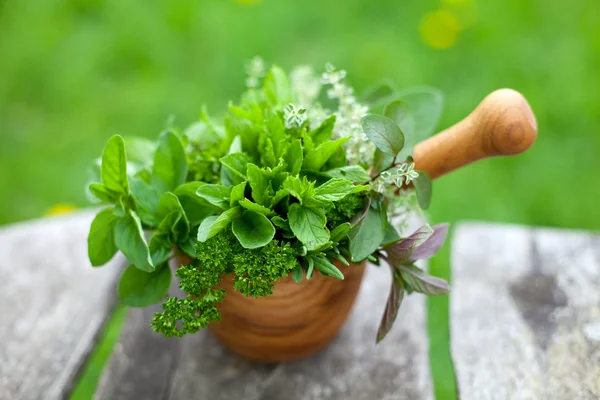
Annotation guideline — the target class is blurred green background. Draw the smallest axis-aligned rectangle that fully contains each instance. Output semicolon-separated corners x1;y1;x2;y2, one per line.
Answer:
1;0;598;398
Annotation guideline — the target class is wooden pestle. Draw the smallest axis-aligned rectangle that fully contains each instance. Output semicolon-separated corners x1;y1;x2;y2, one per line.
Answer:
413;89;537;180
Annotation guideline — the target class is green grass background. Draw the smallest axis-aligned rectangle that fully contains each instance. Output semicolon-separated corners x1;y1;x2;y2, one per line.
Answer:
1;0;598;398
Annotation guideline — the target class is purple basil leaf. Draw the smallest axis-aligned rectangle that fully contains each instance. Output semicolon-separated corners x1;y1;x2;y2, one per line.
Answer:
376;269;405;343
384;224;434;265
409;223;450;262
397;264;450;296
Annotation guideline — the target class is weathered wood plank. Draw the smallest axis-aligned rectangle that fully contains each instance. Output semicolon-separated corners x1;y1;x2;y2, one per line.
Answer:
452;223;600;400
96;264;434;400
0;211;124;400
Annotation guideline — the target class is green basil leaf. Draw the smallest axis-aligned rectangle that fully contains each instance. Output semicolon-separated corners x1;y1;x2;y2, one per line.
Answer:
376;269;405;343
398;264;450;296
114;210;154;272
264;65;292;107
394;87;444;141
413;171;432;210
309;115;336;145
283;139;303;175
196;184;231;209
178;236;197;259
384;100;416;161
152;131;188;192
312;255;344;280
88;183;121;204
303;136;349;171
348;204;386;262
174;182;218;226
381;224;401;247
326;166;370;183
87;207;118;266
232;210;276;249
361;114;404;156
330;222;352;243
288;204;330;251
101;135;129;194
118;263;172;308
197;206;241;242
239;198;276;217
220;152;251;180
130;177;161;226
149;234;172;265
157;192;190;241
124;136;156;169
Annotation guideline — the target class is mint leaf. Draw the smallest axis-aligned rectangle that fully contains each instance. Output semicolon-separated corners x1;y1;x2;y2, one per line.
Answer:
246;164;273;206
313;179;368;202
114;210;154;272
229;181;247;207
326;166;370;183
239;198;276;217
288;204;330;251
101;135;129;194
173;182;218;226
264;65;292;107
258;133;277;168
196;184;231;209
88;183;121;204
283;139;303;175
197;206;241;242
118;263;172;307
303;137;349;171
232;210;276;249
312;254;344;280
376;269;405;343
361;114;404;157
384;224;434;266
88;207;118;266
413;171;432;210
152;131;188;192
220;152;251;180
348;203;386;262
309;115;336;145
398;264;450;296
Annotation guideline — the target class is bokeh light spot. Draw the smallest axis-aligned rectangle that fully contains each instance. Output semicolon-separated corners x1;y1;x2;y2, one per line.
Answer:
46;204;77;216
419;9;462;50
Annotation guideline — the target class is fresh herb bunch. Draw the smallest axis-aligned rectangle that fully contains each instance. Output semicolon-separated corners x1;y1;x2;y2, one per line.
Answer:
86;59;450;342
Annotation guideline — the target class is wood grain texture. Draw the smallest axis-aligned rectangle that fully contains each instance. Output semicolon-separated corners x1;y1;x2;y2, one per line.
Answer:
96;263;434;400
414;89;537;179
451;223;600;400
0;211;124;400
209;261;366;362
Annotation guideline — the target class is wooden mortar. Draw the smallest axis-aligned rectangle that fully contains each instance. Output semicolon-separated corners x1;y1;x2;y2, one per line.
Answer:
173;88;537;363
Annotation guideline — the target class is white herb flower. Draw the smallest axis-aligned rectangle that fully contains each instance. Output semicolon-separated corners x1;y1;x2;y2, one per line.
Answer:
290;66;322;109
245;56;266;88
380;163;420;187
283;103;307;129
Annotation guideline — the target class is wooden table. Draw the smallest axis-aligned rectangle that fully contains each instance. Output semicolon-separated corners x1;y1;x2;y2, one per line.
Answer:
1;211;598;399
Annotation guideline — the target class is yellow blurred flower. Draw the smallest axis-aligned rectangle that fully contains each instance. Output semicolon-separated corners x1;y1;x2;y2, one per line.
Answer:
235;0;262;5
419;9;462;50
46;204;77;216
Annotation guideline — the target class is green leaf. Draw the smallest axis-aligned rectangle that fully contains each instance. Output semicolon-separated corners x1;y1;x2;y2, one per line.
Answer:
174;182;218;225
361;80;396;106
88;183;120;204
239;198;276;217
88;208;118;266
361;114;404;156
271;216;291;231
313;179;369;202
196;184;231;209
292;263;303;283
130;177;161;226
288;204;330;251
114;210;154;272
232;210;276;249
381;224;401;247
157;192;190;241
283;139;303;175
220;152;251;180
312;255;344;280
394;87;444;141
309;115;336;145
264;65;292;107
124;136;155;169
101;135;129;194
246;164;273;206
376;269;405;343
149;234;172;265
398;264;450;296
152;131;188;192
229;181;247;207
330;222;352;243
197;206;241;242
266;114;287;158
118;263;172;308
178;236;197;259
258;133;277;168
384;100;416;161
413;171;432;210
303;137;349;171
326;166;370;183
348;204;386;262
306;257;314;279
